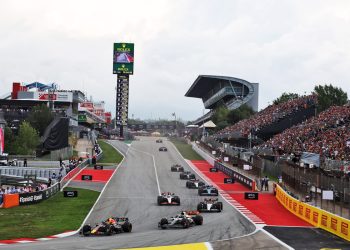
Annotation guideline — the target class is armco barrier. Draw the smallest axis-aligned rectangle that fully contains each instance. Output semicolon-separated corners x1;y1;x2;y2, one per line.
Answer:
276;185;350;241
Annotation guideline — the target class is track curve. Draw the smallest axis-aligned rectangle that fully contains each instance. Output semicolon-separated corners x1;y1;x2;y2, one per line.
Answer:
1;137;273;250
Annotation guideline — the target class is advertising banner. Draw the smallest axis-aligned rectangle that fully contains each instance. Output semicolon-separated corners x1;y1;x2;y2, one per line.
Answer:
113;43;134;75
38;92;73;102
18;183;60;205
275;185;350;241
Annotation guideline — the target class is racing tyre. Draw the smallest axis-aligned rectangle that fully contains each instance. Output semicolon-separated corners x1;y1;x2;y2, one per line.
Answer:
180;174;184;179
198;190;203;196
197;202;205;211
82;225;91;236
181;219;190;228
157;196;162;205
174;196;181;205
193;215;203;225
217;202;223;211
186;181;191;188
105;224;113;236
160;218;168;229
122;222;132;232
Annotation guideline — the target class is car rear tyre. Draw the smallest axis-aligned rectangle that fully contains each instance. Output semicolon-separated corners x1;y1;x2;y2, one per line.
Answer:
193;215;203;225
82;225;91;236
122;222;132;232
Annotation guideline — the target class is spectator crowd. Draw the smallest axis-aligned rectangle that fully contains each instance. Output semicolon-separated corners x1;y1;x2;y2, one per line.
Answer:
216;95;317;138
261;106;350;161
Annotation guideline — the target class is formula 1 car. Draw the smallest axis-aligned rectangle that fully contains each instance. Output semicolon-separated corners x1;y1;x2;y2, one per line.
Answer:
156;139;163;143
158;211;203;229
159;147;168;152
171;164;184;172
81;217;132;236
180;171;195;180
197;198;223;212
157;192;181;205
198;185;219;196
186;179;205;189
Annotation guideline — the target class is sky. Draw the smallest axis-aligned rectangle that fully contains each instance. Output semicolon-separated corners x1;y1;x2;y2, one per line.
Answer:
0;0;350;122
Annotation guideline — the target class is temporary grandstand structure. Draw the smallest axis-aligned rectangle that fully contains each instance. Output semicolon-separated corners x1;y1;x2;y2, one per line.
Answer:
199;120;216;128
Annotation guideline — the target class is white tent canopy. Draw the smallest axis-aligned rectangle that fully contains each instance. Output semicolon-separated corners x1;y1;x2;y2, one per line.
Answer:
186;124;199;128
199;120;216;128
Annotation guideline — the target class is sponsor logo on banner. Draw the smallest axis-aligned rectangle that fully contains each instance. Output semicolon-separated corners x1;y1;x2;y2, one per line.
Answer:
331;218;337;231
305;208;311;219
313;212;319;224
341;222;348;235
298;204;304;216
321;215;328;227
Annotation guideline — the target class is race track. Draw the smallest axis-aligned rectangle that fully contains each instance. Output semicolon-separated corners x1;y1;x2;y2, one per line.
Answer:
2;138;287;250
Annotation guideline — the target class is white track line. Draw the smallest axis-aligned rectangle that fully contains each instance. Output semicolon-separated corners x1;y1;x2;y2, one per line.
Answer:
78;141;129;231
129;147;161;196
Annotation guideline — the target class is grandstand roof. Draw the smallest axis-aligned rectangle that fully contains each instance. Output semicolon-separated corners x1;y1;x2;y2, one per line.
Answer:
185;75;252;98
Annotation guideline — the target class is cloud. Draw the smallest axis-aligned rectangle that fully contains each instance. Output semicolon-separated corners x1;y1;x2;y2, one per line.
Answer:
0;0;350;121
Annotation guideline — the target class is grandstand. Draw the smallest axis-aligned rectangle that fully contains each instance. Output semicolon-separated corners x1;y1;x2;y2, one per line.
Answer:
216;94;317;142
185;75;259;125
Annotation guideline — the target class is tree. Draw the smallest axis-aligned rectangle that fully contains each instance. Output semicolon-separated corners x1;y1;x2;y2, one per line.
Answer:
227;104;255;124
314;84;348;112
27;104;54;136
4;127;15;154
273;92;299;105
211;105;230;125
13;122;39;155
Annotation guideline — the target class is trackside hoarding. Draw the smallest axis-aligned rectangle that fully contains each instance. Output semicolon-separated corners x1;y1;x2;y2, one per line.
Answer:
276;185;350;241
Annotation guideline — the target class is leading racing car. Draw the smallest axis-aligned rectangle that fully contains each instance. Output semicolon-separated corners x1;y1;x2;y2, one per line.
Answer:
158;211;203;229
198;185;219;196
81;217;132;236
186;179;205;189
197;198;223;212
157;192;181;205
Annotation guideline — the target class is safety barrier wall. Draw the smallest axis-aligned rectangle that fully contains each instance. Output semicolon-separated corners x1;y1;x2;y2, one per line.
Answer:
1;141;103;209
192;142;255;190
1;182;60;208
192;142;215;166
276;185;350;241
214;161;255;190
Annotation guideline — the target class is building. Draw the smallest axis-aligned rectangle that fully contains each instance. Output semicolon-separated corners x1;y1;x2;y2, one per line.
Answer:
185;75;259;125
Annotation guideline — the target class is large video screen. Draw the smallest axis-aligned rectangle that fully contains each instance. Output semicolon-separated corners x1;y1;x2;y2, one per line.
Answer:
113;43;134;74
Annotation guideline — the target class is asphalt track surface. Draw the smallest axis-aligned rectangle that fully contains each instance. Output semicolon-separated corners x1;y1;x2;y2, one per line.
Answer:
2;138;289;250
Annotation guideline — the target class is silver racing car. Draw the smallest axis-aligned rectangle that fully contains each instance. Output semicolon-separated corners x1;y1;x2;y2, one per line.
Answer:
158;211;203;229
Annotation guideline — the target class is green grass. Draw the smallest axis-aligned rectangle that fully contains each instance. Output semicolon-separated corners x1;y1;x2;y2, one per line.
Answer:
0;187;99;240
97;140;123;164
170;138;203;160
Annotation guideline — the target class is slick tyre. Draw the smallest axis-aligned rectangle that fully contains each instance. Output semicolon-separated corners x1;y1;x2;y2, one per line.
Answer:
82;225;91;236
122;222;132;232
193;215;203;225
160;218;168;229
181;219;190;229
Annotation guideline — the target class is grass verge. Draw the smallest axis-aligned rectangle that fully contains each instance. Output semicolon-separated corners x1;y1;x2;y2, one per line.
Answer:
170;138;203;161
97;140;123;164
0;187;99;240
